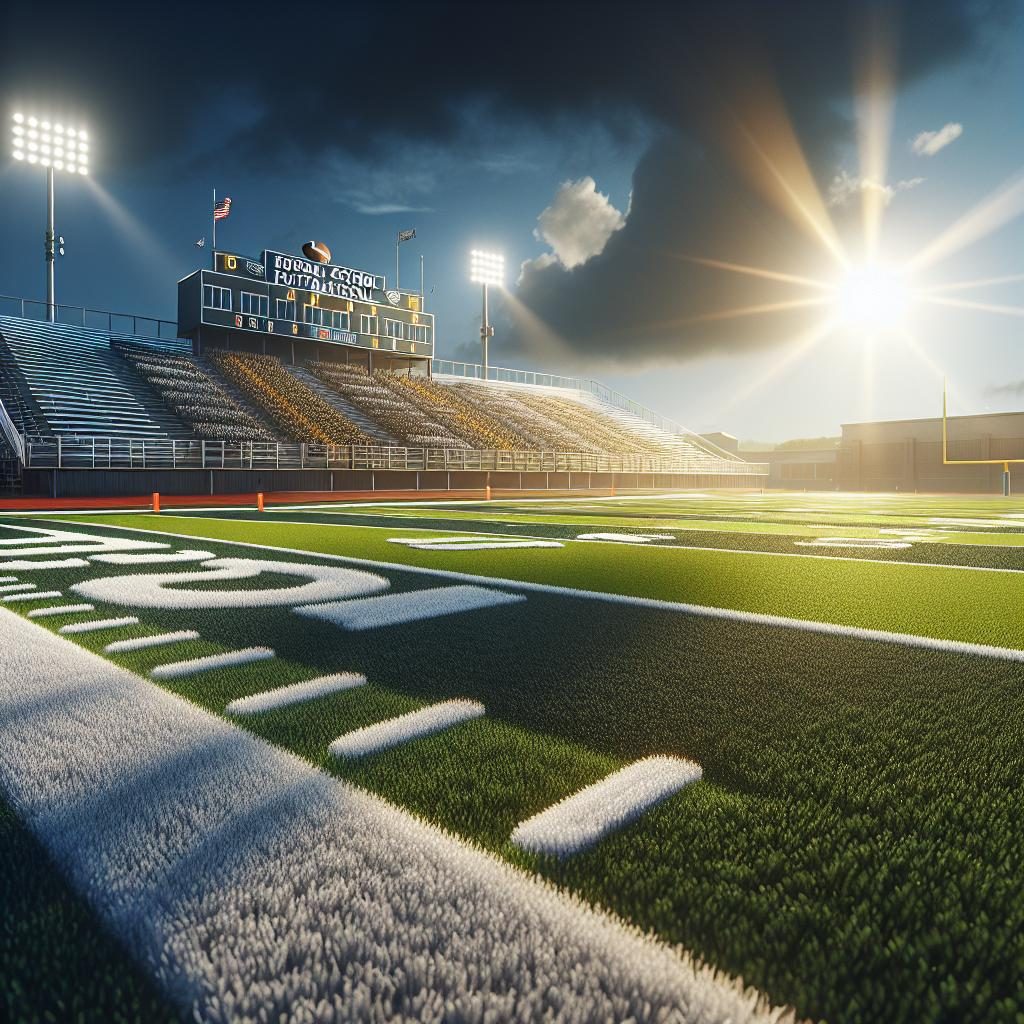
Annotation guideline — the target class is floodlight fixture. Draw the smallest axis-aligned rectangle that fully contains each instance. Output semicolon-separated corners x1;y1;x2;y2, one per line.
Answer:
469;250;504;379
10;111;91;321
470;249;504;288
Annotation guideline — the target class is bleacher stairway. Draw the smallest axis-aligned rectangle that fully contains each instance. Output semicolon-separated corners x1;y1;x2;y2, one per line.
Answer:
287;365;399;445
0;318;192;439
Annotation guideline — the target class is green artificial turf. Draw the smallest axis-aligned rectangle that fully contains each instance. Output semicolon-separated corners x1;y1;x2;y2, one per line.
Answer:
54;512;1024;650
0;797;182;1024
2;520;1024;1021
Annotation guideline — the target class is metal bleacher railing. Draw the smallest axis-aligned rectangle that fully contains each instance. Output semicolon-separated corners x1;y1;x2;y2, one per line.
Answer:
432;360;744;462
0;294;180;343
20;436;767;476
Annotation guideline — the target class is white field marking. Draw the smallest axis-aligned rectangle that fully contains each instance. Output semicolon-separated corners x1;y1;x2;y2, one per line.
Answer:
929;517;1012;528
28;604;95;618
89;549;216;564
50;524;1024;661
0;613;788;1024
576;532;676;543
511;757;703;858
330;700;486;759
388;535;500;546
295;585;525;631
150;647;276;680
0;582;36;593
0;576;17;583
104;630;200;654
139;513;1024;570
59;616;140;635
226;673;367;716
73;558;389;610
2;591;62;603
794;538;912;550
387;538;564;551
0;558;90;569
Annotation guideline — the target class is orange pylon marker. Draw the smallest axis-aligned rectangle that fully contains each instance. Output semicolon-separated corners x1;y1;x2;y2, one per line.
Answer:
152;492;160;514
610;484;616;497
256;491;264;512
485;484;491;501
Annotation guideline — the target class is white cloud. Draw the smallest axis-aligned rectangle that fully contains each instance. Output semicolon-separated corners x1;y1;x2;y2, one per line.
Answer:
532;177;626;270
911;122;963;157
827;169;925;207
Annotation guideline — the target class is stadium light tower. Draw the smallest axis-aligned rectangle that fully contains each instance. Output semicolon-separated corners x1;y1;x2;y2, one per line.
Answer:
470;250;503;380
11;112;90;322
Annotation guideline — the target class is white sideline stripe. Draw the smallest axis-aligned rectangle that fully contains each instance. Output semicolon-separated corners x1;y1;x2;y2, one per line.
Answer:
89;549;216;564
0;577;16;583
1;590;62;603
60;616;140;635
226;673;367;715
295;585;525;631
151;647;276;680
330;700;486;759
0;558;90;569
0;613;787;1024
105;630;200;653
48;523;1024;662
0;582;36;593
512;757;703;858
28;604;95;618
576;532;676;543
387;536;564;550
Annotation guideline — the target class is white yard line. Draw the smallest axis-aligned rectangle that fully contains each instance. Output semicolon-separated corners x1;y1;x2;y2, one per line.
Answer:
34;522;1024;661
104;630;201;654
296;585;525;631
329;700;486;759
0;582;36;593
226;673;367;716
0;611;787;1023
27;604;95;618
0;558;90;569
1;590;62;603
59;616;140;635
150;647;276;680
512;756;703;857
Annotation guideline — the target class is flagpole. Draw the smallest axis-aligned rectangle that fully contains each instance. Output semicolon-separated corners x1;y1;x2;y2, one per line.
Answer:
395;232;400;290
212;187;216;267
420;254;425;310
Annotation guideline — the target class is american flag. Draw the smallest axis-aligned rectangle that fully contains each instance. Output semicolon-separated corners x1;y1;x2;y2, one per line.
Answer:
397;228;416;243
213;197;232;220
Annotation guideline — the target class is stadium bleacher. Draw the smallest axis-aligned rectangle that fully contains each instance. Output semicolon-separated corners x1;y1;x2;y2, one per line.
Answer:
0;317;190;439
114;342;276;442
306;362;469;449
208;351;370;446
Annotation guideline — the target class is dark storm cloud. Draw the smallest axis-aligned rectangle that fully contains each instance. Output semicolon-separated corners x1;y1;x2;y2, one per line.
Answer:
2;0;1011;362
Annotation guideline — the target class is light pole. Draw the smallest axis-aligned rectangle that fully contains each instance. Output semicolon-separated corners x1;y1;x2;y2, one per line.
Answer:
470;250;503;381
11;113;89;322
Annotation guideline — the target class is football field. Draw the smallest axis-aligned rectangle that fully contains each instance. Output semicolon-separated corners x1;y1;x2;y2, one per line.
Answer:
2;490;1023;1023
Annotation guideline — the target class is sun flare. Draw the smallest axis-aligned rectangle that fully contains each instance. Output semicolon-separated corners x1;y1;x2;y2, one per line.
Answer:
832;263;911;333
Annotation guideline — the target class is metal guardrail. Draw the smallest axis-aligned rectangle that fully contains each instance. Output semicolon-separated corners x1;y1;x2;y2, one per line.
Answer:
0;295;180;341
433;360;743;462
0;399;26;463
21;435;768;476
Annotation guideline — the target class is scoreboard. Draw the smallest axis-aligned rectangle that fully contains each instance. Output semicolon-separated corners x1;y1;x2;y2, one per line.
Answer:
177;248;434;359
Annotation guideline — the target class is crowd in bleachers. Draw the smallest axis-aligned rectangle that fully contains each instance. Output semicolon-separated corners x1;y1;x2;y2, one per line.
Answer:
209;351;369;445
113;343;274;442
386;375;532;451
307;362;469;449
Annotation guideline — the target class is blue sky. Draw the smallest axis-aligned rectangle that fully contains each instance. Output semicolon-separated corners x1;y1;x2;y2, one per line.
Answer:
1;1;1021;442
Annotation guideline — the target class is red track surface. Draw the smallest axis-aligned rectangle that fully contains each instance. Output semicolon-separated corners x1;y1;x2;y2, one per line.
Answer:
0;487;617;512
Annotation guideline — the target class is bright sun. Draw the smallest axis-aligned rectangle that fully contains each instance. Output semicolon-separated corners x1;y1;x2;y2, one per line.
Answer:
833;263;911;332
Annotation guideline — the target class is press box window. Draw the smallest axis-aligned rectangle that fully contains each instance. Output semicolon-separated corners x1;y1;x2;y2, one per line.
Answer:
305;306;350;329
240;292;268;317
383;318;404;340
203;284;232;311
275;298;296;321
409;324;429;344
360;314;378;335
